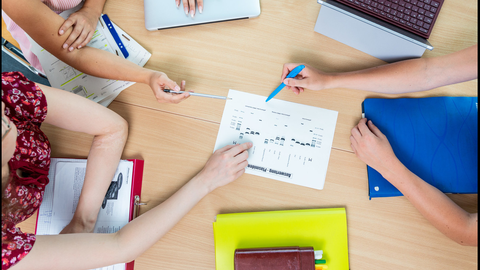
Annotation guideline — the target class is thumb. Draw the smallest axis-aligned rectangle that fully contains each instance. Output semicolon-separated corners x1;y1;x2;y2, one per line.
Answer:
284;78;307;89
159;74;181;91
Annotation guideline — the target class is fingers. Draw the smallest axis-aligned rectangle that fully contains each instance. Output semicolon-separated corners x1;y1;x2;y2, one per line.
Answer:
226;142;252;157
351;124;362;140
78;31;94;49
281;63;301;82
63;24;83;51
168;92;190;103
59;18;75;36
367;120;384;137
183;0;189;15
356;118;370;136
284;78;307;90
235;160;248;179
217;144;237;153
198;0;204;13
187;0;196;17
350;135;358;153
70;28;90;50
175;0;180;7
163;76;182;92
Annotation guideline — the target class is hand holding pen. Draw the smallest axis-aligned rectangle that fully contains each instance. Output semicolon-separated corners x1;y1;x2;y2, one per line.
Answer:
148;72;191;104
281;63;331;94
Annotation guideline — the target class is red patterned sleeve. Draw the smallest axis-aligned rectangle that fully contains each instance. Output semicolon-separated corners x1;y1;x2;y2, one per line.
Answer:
1;71;48;125
1;224;36;270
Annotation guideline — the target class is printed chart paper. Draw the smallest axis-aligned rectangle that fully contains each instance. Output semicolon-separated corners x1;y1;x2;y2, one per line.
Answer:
214;90;338;190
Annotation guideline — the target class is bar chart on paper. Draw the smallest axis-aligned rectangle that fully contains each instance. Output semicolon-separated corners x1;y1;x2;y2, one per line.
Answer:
214;90;338;189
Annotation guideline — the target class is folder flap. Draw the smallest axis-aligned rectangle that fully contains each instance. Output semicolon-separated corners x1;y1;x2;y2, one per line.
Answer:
128;159;144;221
364;97;478;198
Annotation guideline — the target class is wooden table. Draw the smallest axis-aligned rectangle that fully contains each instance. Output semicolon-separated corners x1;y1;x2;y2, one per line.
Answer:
16;0;477;269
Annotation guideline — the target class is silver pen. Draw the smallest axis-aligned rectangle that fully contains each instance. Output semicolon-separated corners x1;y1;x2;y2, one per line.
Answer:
163;89;232;100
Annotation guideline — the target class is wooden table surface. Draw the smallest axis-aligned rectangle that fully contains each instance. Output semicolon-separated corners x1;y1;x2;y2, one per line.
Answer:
15;0;477;269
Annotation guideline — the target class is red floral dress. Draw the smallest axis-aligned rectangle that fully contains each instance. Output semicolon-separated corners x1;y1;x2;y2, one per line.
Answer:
1;72;51;270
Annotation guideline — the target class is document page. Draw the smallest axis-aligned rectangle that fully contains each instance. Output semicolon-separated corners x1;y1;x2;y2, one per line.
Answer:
37;158;134;270
27;5;151;105
214;90;338;190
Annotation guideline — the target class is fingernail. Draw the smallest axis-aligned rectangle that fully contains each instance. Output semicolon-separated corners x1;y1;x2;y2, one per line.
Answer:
190;10;194;18
199;6;203;13
176;1;180;7
77;45;82;49
174;85;181;91
184;7;188;15
185;92;190;97
69;47;74;51
63;44;68;49
59;29;64;35
283;79;289;85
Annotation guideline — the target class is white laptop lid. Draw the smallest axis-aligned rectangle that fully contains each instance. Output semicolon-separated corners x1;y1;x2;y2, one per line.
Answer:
144;0;261;31
315;0;432;62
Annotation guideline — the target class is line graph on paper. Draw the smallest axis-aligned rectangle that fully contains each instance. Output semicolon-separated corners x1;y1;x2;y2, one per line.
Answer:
214;90;338;190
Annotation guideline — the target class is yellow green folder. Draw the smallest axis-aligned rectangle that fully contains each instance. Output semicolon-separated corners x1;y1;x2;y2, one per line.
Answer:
213;208;349;270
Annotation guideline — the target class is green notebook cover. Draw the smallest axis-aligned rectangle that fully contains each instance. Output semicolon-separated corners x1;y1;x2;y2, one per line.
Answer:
213;208;349;270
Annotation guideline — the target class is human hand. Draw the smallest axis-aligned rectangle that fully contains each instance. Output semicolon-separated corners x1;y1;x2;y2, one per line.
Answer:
196;142;252;193
176;0;204;18
281;63;331;95
148;71;191;104
350;118;400;177
59;6;101;52
59;217;95;234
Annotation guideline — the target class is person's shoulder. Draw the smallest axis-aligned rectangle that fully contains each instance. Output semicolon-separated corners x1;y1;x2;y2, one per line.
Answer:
2;71;48;125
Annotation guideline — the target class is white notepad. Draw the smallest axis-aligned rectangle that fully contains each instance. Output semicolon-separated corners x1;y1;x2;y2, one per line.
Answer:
37;158;134;270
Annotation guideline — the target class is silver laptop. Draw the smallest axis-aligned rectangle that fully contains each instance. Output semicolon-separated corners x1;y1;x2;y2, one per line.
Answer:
144;0;261;31
315;0;433;62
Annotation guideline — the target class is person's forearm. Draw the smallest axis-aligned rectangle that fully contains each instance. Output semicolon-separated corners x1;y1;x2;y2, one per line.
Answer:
325;58;432;93
382;161;477;245
69;46;153;84
72;123;128;230
114;174;210;262
83;0;107;16
325;44;478;94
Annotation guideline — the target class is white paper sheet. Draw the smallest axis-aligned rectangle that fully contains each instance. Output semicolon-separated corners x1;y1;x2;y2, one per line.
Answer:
37;158;133;270
214;90;338;190
27;5;151;106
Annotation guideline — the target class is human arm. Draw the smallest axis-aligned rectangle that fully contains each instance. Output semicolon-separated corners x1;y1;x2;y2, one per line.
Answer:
176;0;204;18
10;142;252;270
282;44;478;94
2;0;190;104
39;84;128;233
58;0;107;51
350;118;478;246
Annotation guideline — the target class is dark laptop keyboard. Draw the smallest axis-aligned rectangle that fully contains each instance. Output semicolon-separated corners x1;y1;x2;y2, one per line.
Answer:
334;0;444;38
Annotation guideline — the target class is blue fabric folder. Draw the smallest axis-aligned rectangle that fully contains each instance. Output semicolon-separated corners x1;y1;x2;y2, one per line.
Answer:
362;97;478;199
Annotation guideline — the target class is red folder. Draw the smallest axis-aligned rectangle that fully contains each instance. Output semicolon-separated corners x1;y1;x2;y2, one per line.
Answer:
35;159;144;270
126;159;144;270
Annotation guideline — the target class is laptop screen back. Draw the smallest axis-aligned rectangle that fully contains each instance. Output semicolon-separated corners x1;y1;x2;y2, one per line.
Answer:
144;0;261;31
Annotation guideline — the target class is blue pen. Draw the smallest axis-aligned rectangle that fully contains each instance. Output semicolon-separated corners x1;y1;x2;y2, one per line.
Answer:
101;14;129;59
266;65;305;102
